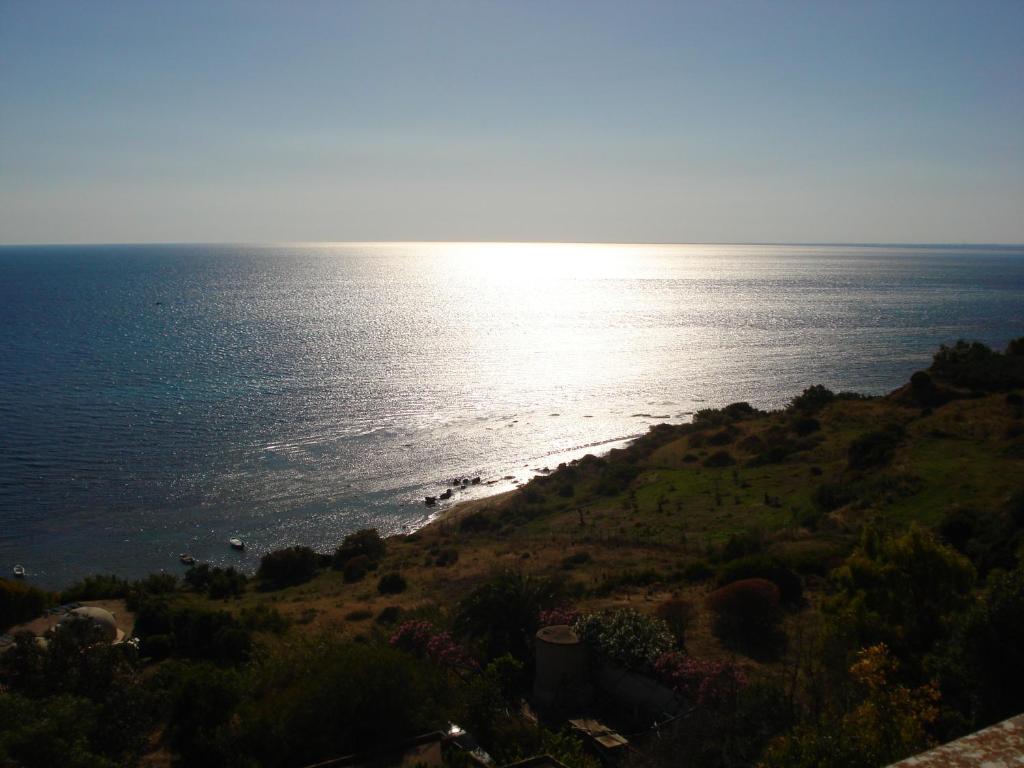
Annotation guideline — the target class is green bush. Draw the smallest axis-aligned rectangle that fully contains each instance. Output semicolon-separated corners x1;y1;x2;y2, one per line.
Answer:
716;555;804;605
185;564;246;599
455;570;562;660
257;546;318;588
681;559;714;583
788;385;835;412
706;578;784;658
377;572;407;595
60;574;129;604
561;551;592;570
0;578;55;632
332;528;386;570
343;554;372;583
703;450;735;467
848;424;904;471
239;639;462;767
573;609;674;672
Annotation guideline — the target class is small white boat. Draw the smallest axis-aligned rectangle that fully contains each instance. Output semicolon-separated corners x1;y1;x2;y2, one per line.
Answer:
229;538;245;551
179;553;196;566
12;565;26;578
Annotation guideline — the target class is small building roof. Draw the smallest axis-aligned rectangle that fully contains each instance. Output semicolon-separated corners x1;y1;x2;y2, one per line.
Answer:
887;713;1024;767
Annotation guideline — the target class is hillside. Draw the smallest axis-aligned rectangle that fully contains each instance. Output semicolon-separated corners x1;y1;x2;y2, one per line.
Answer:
2;338;1023;768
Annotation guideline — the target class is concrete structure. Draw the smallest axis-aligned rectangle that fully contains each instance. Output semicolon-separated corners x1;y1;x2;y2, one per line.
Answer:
60;606;124;643
533;625;592;709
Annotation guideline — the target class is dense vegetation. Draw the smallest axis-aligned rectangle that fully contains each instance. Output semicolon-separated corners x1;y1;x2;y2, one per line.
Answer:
2;337;1023;767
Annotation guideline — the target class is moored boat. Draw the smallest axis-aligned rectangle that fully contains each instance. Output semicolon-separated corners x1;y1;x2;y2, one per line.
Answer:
179;553;196;566
229;538;245;550
12;564;26;578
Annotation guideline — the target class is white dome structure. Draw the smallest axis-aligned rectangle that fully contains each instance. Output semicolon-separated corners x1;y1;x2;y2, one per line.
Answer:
60;606;123;643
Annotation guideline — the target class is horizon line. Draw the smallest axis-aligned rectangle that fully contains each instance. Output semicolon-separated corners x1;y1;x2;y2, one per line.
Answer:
2;239;1024;249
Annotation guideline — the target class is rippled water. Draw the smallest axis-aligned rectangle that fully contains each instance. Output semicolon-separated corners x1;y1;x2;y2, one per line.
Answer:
2;242;1022;586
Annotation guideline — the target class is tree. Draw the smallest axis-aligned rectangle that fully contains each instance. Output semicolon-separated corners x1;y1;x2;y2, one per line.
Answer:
825;524;975;667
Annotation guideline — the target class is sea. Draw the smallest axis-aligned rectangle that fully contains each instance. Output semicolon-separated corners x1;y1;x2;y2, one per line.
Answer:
2;242;1023;588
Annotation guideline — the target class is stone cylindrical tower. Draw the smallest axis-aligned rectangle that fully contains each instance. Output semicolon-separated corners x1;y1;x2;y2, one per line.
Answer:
533;624;592;709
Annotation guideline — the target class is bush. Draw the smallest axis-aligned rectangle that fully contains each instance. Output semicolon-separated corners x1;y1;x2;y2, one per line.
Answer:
377;572;407;595
573;609;674;672
720;528;765;561
716;555;804;605
343;554;372;583
706;578;783;657
929;338;1024;391
655;599;697;648
332;528;386;570
826;524;975;660
257;545;318;589
813;481;858;512
792;417;820;436
0;578;55;632
848;424;904;471
434;548;459;567
375;606;403;625
60;573;129;604
185;564;247;599
455;571;563;660
789;385;835;412
681;559;714;583
703;450;735;468
561;551;592;570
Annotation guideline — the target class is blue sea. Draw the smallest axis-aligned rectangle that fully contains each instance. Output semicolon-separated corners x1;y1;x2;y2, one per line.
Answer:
2;242;1023;587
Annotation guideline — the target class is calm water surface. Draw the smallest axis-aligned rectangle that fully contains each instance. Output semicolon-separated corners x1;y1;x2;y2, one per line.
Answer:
2;243;1023;586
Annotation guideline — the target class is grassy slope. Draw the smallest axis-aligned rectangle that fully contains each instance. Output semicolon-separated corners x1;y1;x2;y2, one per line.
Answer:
192;381;1023;671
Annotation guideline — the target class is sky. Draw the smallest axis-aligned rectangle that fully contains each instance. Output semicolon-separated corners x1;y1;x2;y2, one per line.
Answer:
1;0;1022;245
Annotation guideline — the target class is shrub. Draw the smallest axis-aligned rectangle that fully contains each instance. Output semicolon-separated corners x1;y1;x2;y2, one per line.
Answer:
706;578;783;657
655;599;697;648
681;559;714;583
0;578;55;632
703;450;735;467
375;606;403;625
573;609;674;672
716;555;803;605
186;564;247;599
654;652;748;707
239;604;289;634
390;620;477;670
929;338;1024;391
60;573;130;604
455;571;562;660
343;554;372;583
332;528;386;570
377;572;407;595
720;528;765;561
826;524;975;659
813;481;858;512
789;385;835;412
848;424;904;471
561;551;592;570
239;639;464;766
257;545;318;588
792;417;820;436
434;548;459;567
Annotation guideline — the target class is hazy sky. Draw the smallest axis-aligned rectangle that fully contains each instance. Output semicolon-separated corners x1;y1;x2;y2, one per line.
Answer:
1;0;1022;245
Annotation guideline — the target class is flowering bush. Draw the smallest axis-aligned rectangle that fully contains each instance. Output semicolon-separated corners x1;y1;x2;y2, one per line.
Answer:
389;620;478;671
573;609;674;672
654;651;748;707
